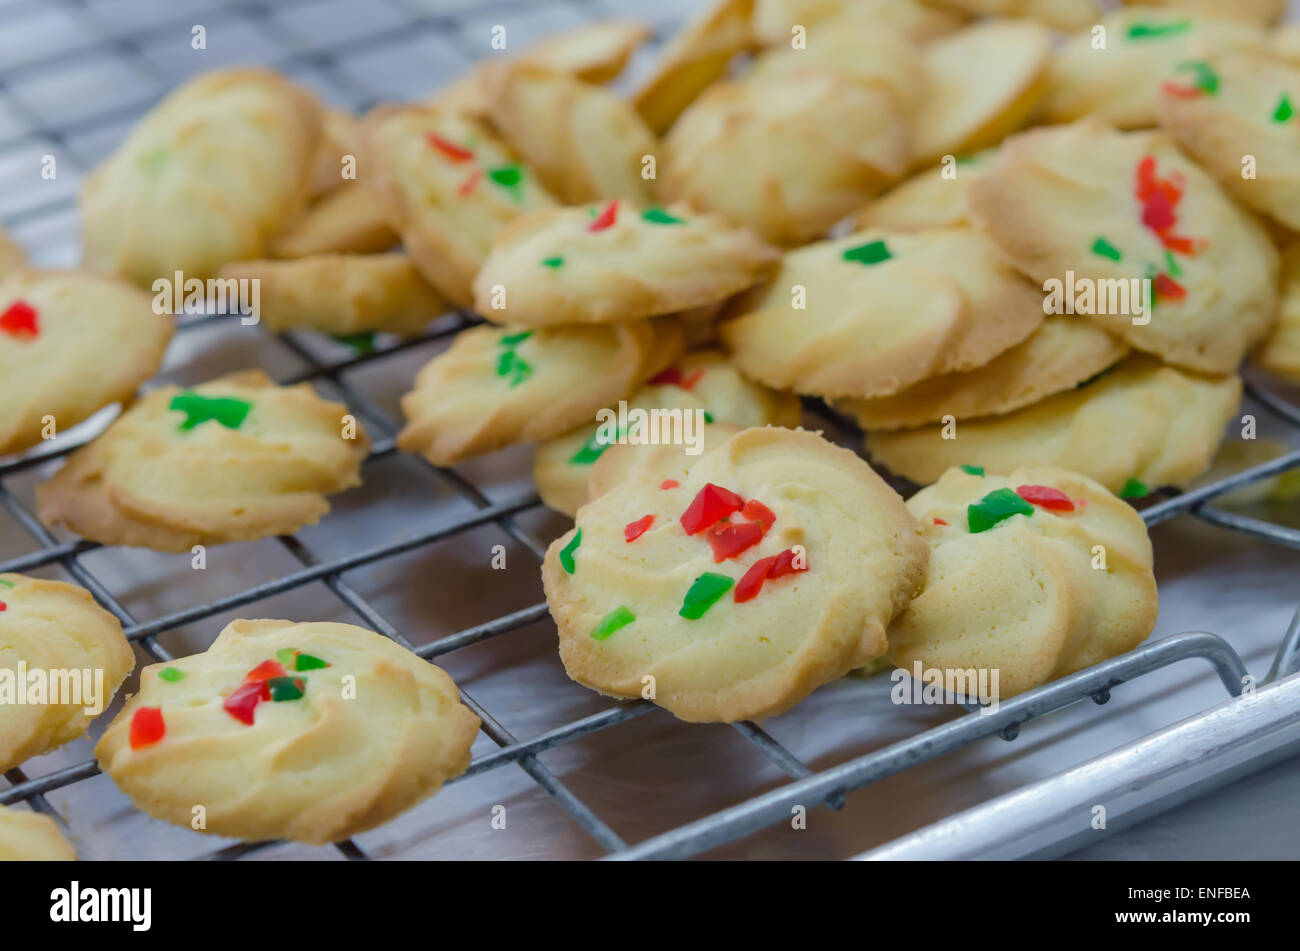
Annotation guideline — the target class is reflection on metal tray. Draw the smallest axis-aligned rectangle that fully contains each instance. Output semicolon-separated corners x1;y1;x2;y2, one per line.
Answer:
1;0;1299;861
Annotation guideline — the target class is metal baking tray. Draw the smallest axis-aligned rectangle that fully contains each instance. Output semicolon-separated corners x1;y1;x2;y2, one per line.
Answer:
1;0;1298;861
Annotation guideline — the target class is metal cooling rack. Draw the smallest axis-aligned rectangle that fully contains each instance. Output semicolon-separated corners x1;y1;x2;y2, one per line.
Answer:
1;0;1299;861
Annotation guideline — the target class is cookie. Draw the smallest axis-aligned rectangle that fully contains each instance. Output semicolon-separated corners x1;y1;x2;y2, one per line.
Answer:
95;619;479;845
967;120;1279;374
218;253;446;337
752;0;964;46
854;149;996;232
835;318;1130;431
398;319;682;467
921;0;1097;30
0;806;77;861
889;466;1158;698
632;0;757;135
662;70;908;245
38;370;370;552
472;202;780;327
866;354;1242;493
81;69;322;287
362;105;556;307
910;20;1053;167
533;349;802;516
1040;9;1267;129
1256;240;1300;382
0;573;134;774
1120;0;1285;26
542;426;928;722
268;183;399;259
479;64;658;205
308;109;362;198
1;268;173;458
587;422;745;506
1157;54;1300;231
720;228;1043;399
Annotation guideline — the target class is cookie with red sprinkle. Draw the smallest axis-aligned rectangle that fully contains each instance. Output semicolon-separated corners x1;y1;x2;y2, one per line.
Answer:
95;619;479;845
542;426;927;722
889;465;1157;698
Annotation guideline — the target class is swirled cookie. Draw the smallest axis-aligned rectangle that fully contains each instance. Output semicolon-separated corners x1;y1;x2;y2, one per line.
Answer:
0;805;77;861
662;70;908;245
632;0;757;135
910;20;1052;167
588;422;744;507
854;149;996;233
268;183;399;259
542;426;928;722
218;254;446;337
472;202;780;327
922;0;1097;30
362;105;556;307
968;120;1279;374
1;268;172;457
1157;55;1300;230
37;371;369;552
1256;240;1300;382
533;349;802;516
1040;9;1267;129
0;573;134;773
95;619;479;845
866;354;1242;492
480;64;657;205
889;466;1157;698
720;228;1043;399
751;0;964;46
81;69;322;286
398;319;683;466
836;318;1129;431
1120;0;1284;26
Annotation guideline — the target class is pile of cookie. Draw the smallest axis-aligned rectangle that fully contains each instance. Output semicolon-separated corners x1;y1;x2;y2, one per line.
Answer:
2;0;1298;855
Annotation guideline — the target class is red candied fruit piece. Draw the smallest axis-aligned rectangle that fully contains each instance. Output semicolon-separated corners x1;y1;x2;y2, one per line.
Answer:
659;479;679;490
735;555;778;603
1141;189;1177;232
649;367;682;386
130;706;166;749
706;520;764;562
768;548;808;579
933;517;948;526
427;133;474;162
1015;484;1076;512
741;499;776;530
624;514;654;542
1153;273;1187;301
589;200;619;232
244;659;286;683
680;483;745;535
223;680;270;725
0;300;39;337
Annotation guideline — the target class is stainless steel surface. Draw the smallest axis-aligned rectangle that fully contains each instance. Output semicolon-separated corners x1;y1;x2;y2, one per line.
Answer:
1;0;1299;861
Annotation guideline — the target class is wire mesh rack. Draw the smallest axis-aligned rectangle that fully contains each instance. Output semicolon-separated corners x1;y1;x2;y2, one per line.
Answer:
1;0;1299;861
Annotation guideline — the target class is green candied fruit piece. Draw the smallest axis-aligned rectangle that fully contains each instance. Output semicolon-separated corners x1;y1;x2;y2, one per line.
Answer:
569;428;623;464
679;572;734;619
1127;20;1191;40
960;465;985;476
158;667;185;683
591;605;636;641
1120;478;1150;499
1273;94;1294;124
641;207;685;225
559;528;582;574
841;239;891;266
1091;237;1122;262
169;392;253;431
540;256;564;268
967;487;1034;534
268;676;306;702
333;331;376;354
276;648;297;667
294;652;329;671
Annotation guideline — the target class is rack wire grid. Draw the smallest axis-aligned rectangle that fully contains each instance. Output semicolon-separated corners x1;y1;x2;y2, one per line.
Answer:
1;0;1299;862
